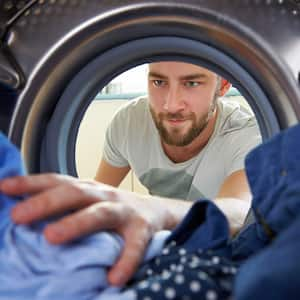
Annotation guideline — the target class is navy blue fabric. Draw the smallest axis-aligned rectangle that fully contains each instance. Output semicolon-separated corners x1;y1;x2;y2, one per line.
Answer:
233;124;300;299
232;124;300;259
128;200;236;299
166;200;230;252
247;123;300;234
235;215;300;300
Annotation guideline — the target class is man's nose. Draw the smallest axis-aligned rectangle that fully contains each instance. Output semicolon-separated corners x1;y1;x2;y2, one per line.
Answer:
163;86;185;113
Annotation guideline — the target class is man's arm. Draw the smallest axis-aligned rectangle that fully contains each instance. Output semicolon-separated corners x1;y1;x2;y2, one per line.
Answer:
0;174;191;286
95;158;130;187
0;171;248;286
214;169;251;235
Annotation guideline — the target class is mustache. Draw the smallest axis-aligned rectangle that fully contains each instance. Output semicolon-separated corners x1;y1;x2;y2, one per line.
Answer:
159;112;194;120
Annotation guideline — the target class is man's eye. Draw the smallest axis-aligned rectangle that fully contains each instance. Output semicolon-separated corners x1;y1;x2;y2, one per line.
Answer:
153;80;166;87
184;81;201;87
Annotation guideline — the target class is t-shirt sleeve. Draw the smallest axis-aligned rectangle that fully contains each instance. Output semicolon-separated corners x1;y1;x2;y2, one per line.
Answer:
224;120;262;176
102;108;130;168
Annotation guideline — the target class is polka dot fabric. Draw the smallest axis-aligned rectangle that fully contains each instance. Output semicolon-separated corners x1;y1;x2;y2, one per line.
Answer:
130;242;237;300
126;200;237;300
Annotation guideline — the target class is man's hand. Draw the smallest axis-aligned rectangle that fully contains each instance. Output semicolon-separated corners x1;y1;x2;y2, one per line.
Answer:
0;173;179;286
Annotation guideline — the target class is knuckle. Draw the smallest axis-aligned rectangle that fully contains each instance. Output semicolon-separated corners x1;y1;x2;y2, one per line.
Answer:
15;176;29;190
95;203;117;220
63;181;87;199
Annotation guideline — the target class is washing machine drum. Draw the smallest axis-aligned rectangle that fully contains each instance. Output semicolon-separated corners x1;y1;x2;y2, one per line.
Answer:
0;0;300;175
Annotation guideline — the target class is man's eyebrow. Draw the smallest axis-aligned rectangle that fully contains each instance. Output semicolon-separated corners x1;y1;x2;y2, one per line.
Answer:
179;74;208;80
148;71;168;79
148;72;208;80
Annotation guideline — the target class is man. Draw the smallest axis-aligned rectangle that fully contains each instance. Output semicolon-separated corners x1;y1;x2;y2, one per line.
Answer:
96;61;260;228
0;61;260;287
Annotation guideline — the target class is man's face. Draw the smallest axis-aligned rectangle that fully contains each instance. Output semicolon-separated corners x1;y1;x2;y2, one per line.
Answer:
148;61;227;146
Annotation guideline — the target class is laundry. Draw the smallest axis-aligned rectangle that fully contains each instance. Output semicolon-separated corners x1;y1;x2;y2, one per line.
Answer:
1;123;300;300
127;200;236;300
122;124;300;300
233;123;300;300
0;132;170;300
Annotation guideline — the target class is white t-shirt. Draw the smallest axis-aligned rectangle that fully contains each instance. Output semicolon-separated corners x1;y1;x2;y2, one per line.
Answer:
103;97;261;200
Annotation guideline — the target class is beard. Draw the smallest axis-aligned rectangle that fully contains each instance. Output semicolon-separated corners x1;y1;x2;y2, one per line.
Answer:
150;95;218;147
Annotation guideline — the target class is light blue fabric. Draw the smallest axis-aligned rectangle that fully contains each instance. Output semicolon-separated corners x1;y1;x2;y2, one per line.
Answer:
0;132;24;248
0;132;170;300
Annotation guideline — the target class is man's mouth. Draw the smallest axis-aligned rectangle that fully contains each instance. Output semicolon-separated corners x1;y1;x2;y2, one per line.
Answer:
167;118;185;123
164;118;189;126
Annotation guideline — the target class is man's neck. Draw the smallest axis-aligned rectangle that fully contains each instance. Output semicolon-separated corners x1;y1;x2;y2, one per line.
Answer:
162;109;218;163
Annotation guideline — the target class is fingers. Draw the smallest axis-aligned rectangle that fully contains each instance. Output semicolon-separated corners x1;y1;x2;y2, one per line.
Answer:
0;173;72;195
43;202;123;244
43;201;152;286
10;181;99;224
108;224;152;286
1;173;156;287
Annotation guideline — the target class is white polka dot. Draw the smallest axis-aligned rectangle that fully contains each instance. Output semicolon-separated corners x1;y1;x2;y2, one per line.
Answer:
170;264;177;271
155;258;161;265
230;267;237;274
191;255;200;262
189;257;200;268
206;290;218;300
190;280;202;292
212;256;220;264
165;287;176;299
151;282;161;292
179;248;187;256
169;240;177;247
162;247;170;255
138;280;149;289
161;270;172;280
176;264;184;272
198;271;208;280
146;268;153;276
174;274;185;284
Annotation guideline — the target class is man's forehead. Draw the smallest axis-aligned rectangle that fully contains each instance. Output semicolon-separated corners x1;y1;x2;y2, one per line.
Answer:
148;61;215;78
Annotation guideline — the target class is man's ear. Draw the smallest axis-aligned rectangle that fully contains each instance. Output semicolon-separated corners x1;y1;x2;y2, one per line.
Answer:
219;79;232;96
